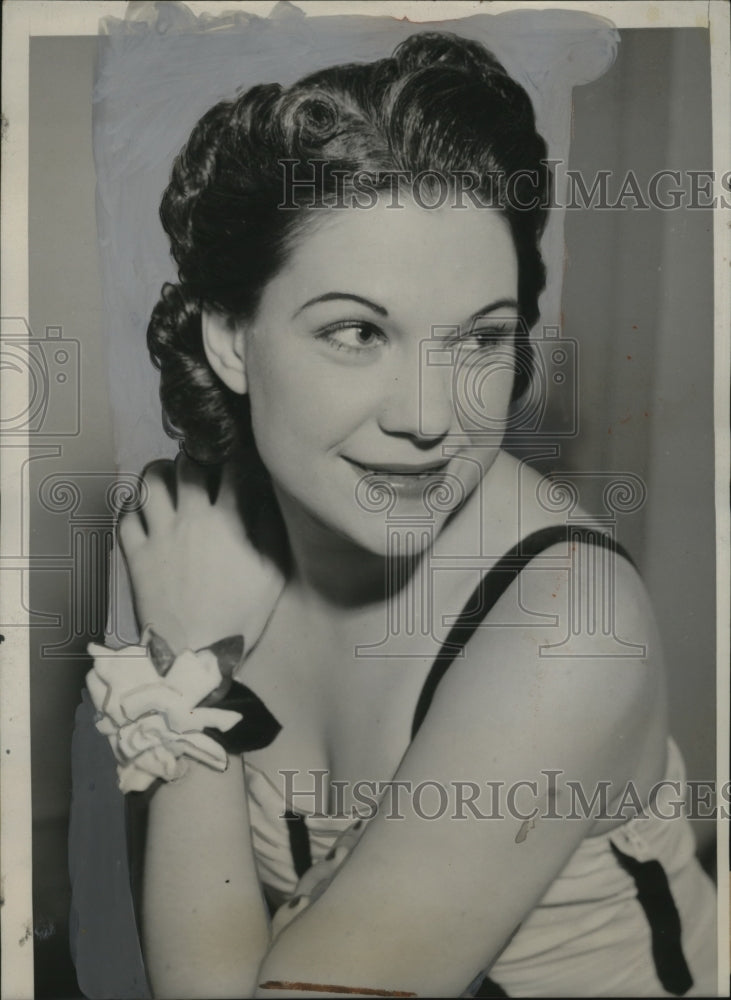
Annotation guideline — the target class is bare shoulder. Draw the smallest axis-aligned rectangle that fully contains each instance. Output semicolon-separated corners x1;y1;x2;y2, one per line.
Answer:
424;453;669;792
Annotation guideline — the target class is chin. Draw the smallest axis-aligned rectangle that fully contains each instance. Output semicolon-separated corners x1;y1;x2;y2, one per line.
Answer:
334;466;476;556
338;505;455;559
272;475;465;561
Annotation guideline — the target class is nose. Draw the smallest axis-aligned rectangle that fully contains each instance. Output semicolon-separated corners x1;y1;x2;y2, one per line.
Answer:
377;342;454;443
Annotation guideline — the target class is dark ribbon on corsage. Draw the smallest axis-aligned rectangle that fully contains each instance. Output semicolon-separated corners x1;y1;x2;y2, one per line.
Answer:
148;630;282;754
86;629;281;793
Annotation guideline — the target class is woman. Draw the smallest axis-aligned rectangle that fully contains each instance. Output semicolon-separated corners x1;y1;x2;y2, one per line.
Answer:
78;31;716;998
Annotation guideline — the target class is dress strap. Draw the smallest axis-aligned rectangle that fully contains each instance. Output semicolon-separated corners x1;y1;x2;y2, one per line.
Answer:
411;525;636;739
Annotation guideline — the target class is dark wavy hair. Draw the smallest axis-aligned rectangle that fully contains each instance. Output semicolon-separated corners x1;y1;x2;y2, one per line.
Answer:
147;32;551;463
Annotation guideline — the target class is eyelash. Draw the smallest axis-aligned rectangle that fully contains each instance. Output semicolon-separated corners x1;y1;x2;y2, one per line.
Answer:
316;321;386;355
315;320;515;356
461;323;514;349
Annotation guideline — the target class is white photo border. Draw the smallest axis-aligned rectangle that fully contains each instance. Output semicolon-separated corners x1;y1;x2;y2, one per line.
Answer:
1;2;728;997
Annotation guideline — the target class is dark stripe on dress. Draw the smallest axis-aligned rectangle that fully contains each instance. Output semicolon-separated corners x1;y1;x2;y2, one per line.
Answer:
471;973;510;997
411;526;635;739
610;841;693;996
284;810;313;879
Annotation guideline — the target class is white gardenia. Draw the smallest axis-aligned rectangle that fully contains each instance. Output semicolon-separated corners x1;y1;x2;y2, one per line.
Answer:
86;641;243;793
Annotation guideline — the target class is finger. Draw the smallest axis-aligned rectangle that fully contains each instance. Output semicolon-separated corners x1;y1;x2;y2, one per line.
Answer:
271;893;310;938
174;451;217;514
295;853;344;898
117;509;147;556
139;459;178;530
333;822;367;853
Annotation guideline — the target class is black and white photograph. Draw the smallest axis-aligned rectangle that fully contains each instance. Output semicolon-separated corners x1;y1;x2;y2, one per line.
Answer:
1;1;729;997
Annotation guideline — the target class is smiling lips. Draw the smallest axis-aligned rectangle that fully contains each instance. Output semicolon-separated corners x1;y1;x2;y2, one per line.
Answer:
344;457;450;478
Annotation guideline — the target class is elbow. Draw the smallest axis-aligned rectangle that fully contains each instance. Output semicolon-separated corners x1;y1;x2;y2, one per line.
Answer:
143;916;271;999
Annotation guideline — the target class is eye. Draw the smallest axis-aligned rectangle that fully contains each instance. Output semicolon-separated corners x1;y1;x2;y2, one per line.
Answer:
317;321;387;354
460;320;517;351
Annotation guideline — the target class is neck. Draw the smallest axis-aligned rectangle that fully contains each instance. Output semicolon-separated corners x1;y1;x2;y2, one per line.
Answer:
273;487;421;610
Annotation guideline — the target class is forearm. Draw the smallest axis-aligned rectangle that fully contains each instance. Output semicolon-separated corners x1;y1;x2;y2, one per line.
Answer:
142;756;271;999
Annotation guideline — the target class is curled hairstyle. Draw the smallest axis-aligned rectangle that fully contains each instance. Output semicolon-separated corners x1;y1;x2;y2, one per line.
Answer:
148;31;551;463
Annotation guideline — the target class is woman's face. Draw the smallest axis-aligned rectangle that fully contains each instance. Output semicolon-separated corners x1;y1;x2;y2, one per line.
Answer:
242;198;519;555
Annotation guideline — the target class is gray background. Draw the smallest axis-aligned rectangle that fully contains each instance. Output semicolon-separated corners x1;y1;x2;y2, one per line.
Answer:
28;24;716;998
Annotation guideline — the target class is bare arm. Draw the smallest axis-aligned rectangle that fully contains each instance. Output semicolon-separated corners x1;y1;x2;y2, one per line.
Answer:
117;455;284;997
142;758;271;999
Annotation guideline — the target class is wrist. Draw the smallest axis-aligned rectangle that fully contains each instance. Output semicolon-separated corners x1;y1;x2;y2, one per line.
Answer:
86;630;281;795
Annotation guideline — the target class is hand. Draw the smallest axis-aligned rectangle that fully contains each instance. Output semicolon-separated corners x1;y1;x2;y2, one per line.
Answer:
118;453;286;656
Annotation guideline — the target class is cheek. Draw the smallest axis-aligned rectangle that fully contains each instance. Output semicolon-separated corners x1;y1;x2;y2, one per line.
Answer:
246;378;316;471
244;348;376;464
452;347;516;433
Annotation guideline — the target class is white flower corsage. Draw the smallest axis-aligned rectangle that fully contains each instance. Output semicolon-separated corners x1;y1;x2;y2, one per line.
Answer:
86;628;246;793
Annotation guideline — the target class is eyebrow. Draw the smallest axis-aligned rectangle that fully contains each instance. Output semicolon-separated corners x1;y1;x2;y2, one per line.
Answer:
292;292;388;318
467;298;520;322
291;293;520;323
